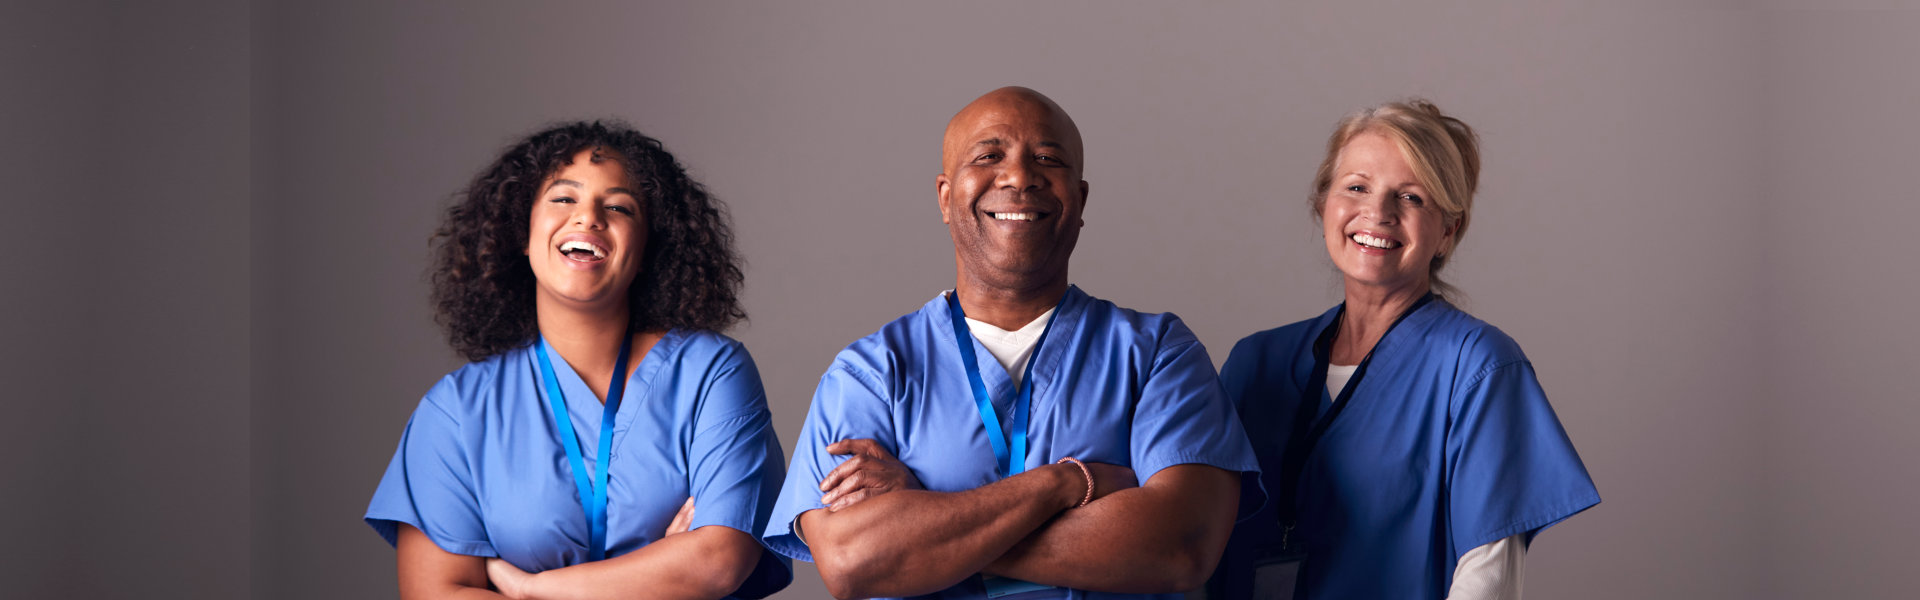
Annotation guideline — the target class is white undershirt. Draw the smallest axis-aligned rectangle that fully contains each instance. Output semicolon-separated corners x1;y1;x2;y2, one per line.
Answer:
1326;365;1526;599
963;306;1055;388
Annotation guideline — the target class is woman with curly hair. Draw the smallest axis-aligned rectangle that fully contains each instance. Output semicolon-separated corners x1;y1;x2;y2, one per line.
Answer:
366;121;791;600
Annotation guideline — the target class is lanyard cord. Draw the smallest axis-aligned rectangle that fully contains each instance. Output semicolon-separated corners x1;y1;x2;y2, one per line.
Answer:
1274;293;1434;551
945;291;1067;478
536;334;634;562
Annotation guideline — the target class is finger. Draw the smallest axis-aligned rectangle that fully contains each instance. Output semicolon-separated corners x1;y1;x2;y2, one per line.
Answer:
676;497;695;524
829;488;869;512
823;471;871;504
667;498;694;535
825;438;869;456
827;438;882;457
818;455;866;491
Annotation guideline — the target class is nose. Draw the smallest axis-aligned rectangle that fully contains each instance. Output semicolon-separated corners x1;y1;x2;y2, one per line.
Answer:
1361;193;1397;225
996;154;1046;192
570;200;606;229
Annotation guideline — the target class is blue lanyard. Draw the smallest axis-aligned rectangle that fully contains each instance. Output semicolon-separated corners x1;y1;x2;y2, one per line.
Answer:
944;292;1064;477
535;334;633;561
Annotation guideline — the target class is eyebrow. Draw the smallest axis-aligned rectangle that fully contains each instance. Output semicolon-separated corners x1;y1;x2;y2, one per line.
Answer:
546;179;638;198
970;139;1067;152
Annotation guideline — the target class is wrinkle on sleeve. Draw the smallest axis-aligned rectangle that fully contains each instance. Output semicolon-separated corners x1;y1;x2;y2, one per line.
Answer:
1445;360;1600;555
686;343;792;598
364;376;497;557
1129;322;1266;518
762;363;896;563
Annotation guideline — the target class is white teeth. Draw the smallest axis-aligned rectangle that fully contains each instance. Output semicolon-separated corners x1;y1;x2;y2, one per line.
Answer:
560;241;607;259
993;212;1038;221
1351;233;1397;249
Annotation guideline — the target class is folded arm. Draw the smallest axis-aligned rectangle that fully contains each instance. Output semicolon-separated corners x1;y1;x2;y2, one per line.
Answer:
489;522;763;600
397;524;509;599
798;462;1086;600
982;463;1240;594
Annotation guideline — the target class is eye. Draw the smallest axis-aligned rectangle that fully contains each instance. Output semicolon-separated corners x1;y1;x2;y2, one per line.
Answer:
974;152;1002;163
606;203;636;216
1400;193;1424;206
1345;184;1367;194
549;196;576;204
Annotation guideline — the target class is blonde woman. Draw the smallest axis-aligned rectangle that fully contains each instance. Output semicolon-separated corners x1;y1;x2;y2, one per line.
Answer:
1209;101;1598;600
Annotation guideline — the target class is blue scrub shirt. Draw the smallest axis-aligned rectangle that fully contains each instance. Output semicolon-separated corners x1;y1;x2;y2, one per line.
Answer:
366;329;792;598
766;286;1263;600
1211;299;1599;600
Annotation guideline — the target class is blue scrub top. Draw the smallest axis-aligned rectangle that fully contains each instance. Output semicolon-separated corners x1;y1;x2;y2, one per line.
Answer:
366;329;792;599
766;286;1264;600
1211;299;1599;600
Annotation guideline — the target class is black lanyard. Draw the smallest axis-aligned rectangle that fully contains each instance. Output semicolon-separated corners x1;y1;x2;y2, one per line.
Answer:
1273;293;1433;551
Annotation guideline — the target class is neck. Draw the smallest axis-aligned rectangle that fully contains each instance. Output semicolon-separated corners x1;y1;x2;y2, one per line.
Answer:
535;296;634;402
1333;279;1431;364
954;270;1068;331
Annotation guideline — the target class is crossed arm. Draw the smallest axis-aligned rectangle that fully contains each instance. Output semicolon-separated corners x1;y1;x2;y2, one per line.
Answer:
396;500;762;600
800;440;1240;599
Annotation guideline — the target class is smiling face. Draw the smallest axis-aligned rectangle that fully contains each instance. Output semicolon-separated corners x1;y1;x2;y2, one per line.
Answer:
936;87;1090;293
1320;131;1455;297
525;148;647;315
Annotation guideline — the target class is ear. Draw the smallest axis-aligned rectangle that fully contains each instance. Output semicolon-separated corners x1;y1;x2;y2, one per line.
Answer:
936;172;953;224
1076;179;1091;225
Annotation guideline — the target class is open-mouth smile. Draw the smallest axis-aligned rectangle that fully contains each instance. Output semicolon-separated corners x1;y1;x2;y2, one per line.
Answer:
559;239;609;262
987;211;1049;222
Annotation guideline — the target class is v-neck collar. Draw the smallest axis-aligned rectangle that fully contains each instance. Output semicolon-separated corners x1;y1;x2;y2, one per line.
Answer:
533;329;683;449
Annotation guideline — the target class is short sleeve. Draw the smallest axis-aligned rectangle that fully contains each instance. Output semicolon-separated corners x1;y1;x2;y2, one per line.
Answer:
1445;359;1600;555
762;363;895;563
364;377;498;557
1128;323;1266;515
683;344;793;598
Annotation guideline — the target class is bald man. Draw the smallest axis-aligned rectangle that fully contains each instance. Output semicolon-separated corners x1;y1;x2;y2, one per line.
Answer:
762;87;1262;600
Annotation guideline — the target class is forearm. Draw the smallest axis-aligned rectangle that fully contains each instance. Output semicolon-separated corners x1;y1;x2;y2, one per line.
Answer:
403;583;509;600
802;463;1080;599
396;524;511;600
983;465;1239;593
516;527;761;600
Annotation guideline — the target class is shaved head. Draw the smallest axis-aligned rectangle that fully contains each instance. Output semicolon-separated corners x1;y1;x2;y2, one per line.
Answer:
934;87;1090;320
941;86;1084;177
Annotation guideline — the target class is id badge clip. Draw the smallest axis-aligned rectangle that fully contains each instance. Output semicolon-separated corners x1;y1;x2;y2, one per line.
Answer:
1251;551;1307;600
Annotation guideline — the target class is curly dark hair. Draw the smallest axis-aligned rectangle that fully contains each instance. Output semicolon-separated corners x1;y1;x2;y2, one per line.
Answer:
429;120;747;362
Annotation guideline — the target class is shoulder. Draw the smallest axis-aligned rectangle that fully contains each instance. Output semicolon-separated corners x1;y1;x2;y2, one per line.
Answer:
822;296;945;386
402;347;527;435
1428;300;1528;365
422;348;523;416
1069;287;1200;351
1417;300;1532;383
665;329;756;370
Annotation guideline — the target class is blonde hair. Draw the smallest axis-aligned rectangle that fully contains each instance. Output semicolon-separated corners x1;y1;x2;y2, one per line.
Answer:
1310;99;1480;300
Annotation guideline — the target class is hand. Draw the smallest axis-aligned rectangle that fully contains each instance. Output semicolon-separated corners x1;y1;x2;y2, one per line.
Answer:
819;438;923;512
664;497;695;537
486;557;536;600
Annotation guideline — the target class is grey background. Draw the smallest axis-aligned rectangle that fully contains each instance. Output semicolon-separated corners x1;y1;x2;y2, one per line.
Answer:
3;1;1916;599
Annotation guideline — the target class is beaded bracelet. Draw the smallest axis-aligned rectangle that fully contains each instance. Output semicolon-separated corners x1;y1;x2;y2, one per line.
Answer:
1056;457;1094;508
